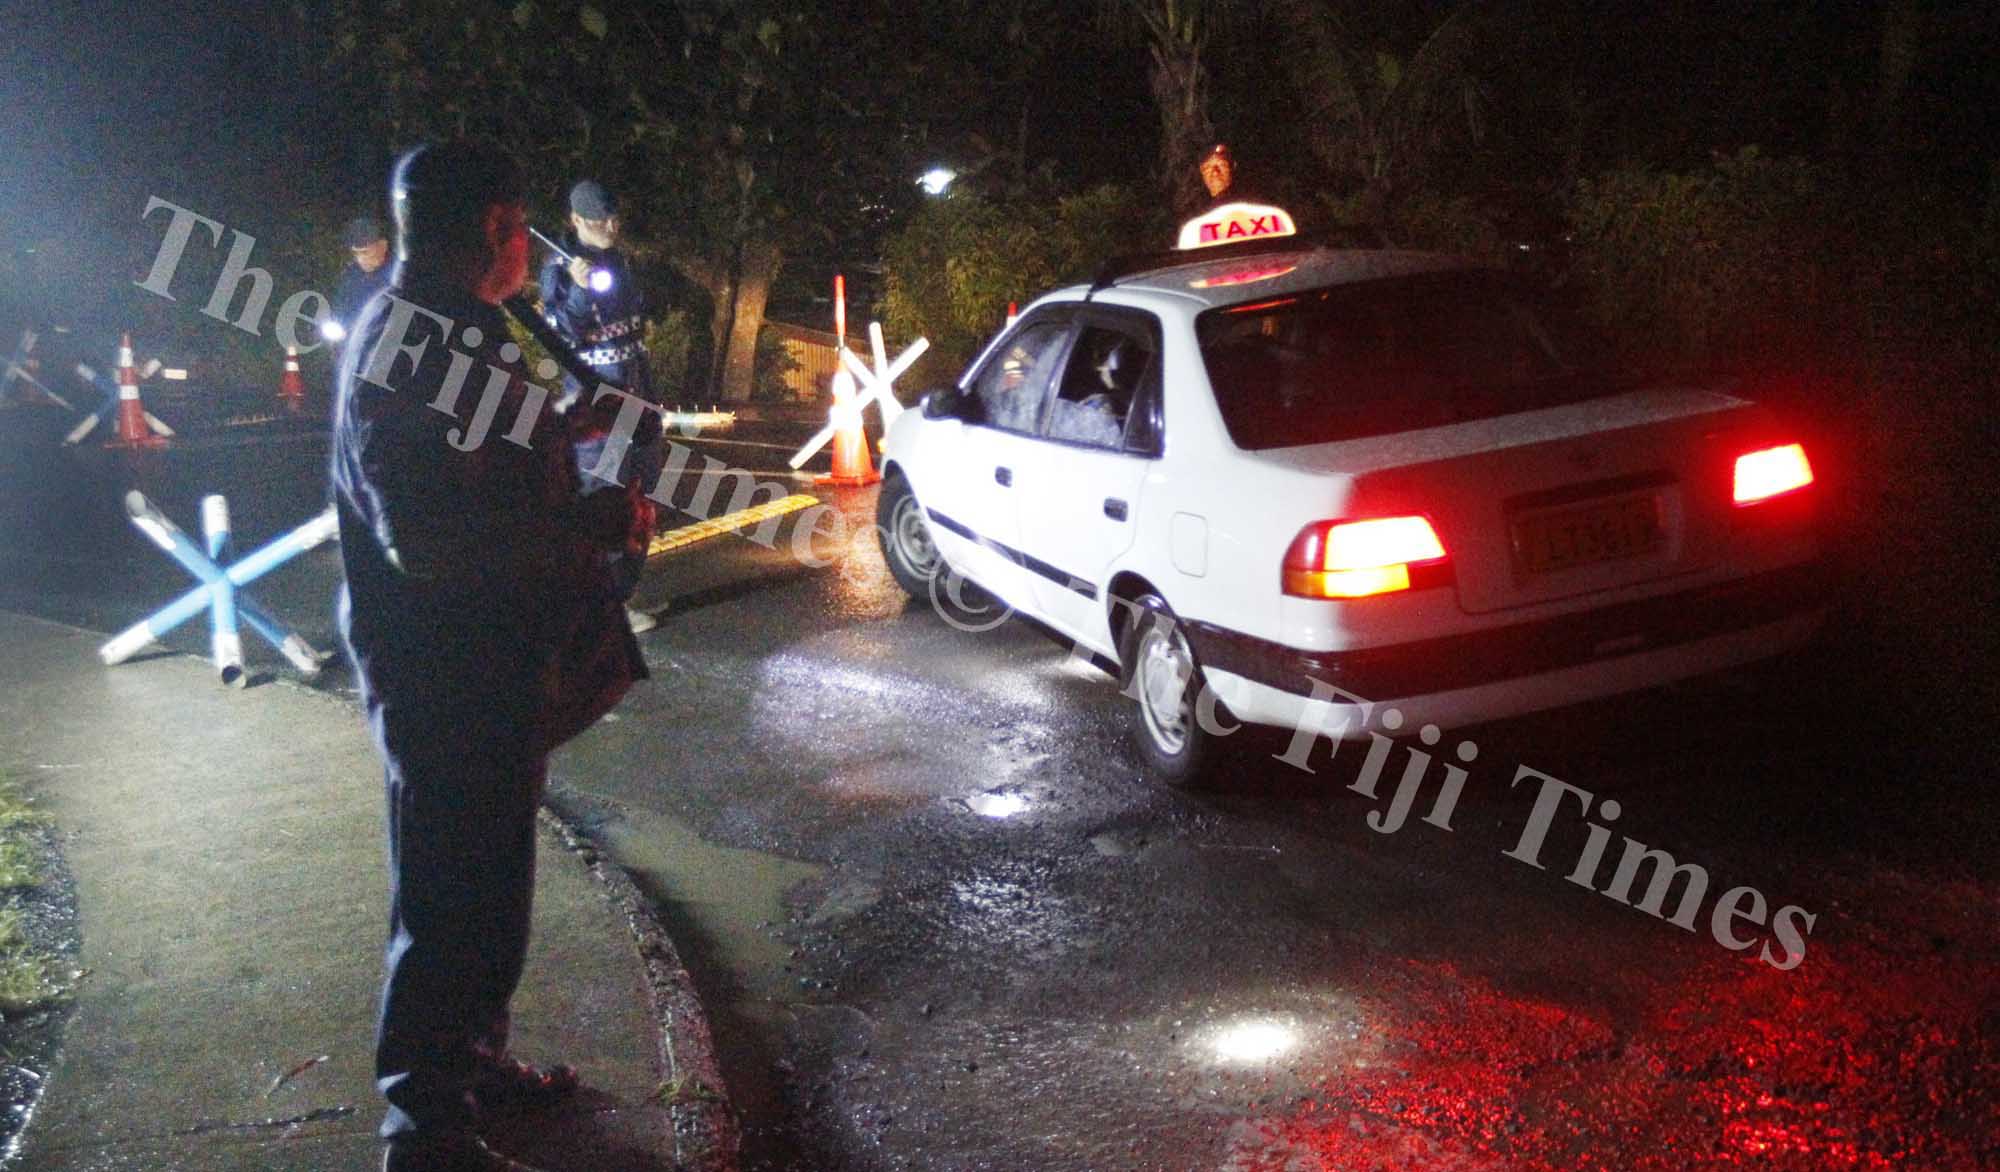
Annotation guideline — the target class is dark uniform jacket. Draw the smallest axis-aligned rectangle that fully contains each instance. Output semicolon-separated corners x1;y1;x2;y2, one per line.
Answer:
538;242;653;408
331;260;391;337
331;269;645;752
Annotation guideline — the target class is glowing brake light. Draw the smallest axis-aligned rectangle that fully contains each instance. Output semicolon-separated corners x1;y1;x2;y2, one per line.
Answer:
1283;516;1448;599
1733;443;1814;505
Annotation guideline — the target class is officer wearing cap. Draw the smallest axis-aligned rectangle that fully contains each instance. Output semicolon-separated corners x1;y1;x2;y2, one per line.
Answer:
538;178;664;632
332;141;646;1172
329;215;392;343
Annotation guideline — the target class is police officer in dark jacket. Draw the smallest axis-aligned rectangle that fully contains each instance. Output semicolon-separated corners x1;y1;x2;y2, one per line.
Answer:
537;180;665;632
332;142;646;1172
329;215;392;343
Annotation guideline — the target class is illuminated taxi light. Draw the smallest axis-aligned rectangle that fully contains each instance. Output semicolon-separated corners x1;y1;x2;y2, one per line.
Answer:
1733;443;1813;505
1209;1020;1297;1063
1283;516;1446;599
1176;201;1297;251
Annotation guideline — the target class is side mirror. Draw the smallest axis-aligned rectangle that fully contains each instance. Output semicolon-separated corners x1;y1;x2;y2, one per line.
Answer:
921;387;966;420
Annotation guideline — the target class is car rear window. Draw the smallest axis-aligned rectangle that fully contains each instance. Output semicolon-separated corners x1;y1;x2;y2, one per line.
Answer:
1197;269;1599;451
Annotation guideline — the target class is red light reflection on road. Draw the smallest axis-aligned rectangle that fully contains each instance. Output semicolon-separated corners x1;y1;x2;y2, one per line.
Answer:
1228;937;1995;1171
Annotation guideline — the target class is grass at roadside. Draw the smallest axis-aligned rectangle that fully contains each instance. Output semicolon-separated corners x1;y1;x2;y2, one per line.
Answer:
0;772;69;1015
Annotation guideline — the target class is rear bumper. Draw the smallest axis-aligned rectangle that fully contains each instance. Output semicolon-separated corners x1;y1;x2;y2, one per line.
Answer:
1188;560;1829;727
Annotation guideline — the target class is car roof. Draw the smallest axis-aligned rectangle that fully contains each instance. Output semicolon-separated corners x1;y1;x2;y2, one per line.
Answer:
1042;247;1475;315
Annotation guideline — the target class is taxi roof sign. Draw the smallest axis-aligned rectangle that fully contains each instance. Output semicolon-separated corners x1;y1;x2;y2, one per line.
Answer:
1176;201;1297;251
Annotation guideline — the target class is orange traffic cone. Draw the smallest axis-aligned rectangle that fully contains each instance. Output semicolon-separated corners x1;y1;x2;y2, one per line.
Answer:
278;345;305;412
817;370;880;487
107;333;167;448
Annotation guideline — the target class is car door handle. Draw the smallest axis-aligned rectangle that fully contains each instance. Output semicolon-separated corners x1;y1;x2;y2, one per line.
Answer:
1103;498;1129;521
994;466;1012;487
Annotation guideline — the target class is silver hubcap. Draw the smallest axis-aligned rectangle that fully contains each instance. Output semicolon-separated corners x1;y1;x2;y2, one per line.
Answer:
893;494;940;578
1136;617;1193;755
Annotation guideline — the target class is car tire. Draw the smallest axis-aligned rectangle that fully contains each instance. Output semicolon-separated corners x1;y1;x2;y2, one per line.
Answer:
878;473;944;601
877;474;1011;631
1120;593;1225;788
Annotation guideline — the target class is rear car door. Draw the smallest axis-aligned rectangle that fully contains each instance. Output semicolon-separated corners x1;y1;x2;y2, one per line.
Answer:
1009;309;1165;650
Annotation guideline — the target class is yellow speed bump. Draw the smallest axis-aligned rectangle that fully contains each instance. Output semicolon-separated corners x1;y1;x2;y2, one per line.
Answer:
646;493;820;558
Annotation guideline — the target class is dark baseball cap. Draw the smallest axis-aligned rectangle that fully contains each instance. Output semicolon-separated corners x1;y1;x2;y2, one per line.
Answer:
568;179;618;220
342;216;386;249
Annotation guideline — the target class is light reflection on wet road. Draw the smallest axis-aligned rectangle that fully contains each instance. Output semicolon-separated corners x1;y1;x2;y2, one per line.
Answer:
2;413;1993;1171
557;479;1996;1172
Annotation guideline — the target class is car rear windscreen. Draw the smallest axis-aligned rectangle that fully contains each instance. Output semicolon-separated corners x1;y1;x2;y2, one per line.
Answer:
1197;269;1599;451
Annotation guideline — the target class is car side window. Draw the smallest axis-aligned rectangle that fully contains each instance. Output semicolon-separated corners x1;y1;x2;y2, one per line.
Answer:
1043;318;1163;457
968;319;1070;434
1122;366;1163;456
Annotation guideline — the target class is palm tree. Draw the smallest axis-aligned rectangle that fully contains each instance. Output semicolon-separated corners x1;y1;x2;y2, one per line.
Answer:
1096;0;1244;215
1263;0;1501;228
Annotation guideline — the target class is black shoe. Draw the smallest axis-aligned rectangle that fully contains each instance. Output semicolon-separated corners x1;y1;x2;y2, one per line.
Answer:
382;1130;548;1172
472;1055;582;1116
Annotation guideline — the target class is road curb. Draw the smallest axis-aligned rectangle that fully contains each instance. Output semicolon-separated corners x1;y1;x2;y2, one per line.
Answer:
540;796;743;1172
251;672;743;1170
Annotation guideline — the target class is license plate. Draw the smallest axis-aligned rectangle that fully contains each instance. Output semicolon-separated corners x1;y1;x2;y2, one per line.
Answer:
1511;493;1663;575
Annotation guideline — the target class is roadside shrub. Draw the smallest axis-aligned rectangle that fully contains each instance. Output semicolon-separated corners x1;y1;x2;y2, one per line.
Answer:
1568;147;1852;377
644;308;696;401
749;326;801;403
880;185;1151;387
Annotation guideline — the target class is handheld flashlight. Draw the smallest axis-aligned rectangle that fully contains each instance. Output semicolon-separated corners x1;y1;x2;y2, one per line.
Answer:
531;226;615;293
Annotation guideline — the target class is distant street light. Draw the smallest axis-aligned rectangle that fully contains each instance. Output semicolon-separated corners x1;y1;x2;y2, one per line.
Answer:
918;166;957;196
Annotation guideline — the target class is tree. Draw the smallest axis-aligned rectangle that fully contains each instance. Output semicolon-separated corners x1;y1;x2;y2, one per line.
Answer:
1096;0;1238;215
326;0;941;402
881;185;1147;384
1261;0;1500;229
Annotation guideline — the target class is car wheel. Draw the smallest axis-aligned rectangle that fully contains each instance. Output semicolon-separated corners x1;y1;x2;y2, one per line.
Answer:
877;475;1011;631
1121;594;1223;787
878;474;943;601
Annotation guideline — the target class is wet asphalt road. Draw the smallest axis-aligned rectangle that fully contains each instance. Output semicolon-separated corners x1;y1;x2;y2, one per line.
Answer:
2;403;1995;1171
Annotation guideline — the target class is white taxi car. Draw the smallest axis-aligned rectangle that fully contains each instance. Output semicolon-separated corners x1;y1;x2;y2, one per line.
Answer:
877;240;1826;784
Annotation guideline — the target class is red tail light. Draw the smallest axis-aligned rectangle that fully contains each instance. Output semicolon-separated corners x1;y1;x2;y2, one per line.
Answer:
1733;443;1814;505
1284;516;1448;599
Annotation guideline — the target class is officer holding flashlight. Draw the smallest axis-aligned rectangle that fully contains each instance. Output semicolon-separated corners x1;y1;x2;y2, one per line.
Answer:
328;215;392;344
537;179;663;632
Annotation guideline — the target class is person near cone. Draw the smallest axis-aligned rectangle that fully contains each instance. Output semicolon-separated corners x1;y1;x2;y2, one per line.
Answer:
331;141;647;1172
536;179;664;633
329;215;392;344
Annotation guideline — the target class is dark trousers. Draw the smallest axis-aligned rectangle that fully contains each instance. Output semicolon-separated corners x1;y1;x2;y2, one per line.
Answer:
370;689;546;1140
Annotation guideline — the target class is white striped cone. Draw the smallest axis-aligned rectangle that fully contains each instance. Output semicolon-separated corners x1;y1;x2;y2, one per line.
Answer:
109;333;165;447
278;346;305;411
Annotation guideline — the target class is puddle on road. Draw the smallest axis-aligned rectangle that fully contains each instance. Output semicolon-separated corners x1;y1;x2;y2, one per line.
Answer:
591;802;830;1169
596;804;823;1005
